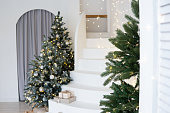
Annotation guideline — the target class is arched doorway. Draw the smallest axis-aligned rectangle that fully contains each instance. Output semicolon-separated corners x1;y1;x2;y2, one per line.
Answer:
16;9;55;101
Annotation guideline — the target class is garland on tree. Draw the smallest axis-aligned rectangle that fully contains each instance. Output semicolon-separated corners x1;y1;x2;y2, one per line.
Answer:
100;0;139;113
24;12;74;109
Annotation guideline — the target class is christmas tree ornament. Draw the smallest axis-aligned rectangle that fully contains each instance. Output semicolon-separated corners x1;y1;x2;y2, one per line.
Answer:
27;97;32;101
48;50;52;53
51;25;57;29
54;63;57;67
48;56;53;60
51;36;54;39
57;42;60;46
34;72;38;76
40;65;43;69
39;87;44;92
56;34;59;38
40;53;43;57
44;82;48;86
65;41;69;45
63;50;66;53
50;75;55;79
43;97;47;101
41;49;44;52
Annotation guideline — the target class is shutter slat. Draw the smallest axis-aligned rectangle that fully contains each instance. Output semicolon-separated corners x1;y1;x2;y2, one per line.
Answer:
160;58;170;68
160;0;170;7
160;14;170;23
159;98;170;111
160;32;170;41
160;23;170;31
160;41;170;50
159;1;170;112
160;5;170;14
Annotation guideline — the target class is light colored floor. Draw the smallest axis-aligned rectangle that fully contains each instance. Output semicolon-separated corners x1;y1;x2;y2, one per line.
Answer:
0;102;31;113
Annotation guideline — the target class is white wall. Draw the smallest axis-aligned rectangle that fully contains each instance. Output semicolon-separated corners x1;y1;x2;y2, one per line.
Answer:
109;0;132;37
0;0;80;102
80;0;132;36
80;0;107;15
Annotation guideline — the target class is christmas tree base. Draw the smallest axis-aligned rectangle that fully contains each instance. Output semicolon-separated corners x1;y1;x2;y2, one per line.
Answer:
25;107;48;113
33;107;48;113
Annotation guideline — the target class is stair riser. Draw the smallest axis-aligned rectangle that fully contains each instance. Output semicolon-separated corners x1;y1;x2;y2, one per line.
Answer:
77;59;106;72
82;49;109;59
49;100;100;113
86;38;114;48
71;71;110;88
62;85;110;104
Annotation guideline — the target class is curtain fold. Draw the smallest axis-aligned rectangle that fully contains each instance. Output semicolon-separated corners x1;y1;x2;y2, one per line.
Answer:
16;9;55;101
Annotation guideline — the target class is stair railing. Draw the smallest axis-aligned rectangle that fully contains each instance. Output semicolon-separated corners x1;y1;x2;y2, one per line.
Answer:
74;12;86;71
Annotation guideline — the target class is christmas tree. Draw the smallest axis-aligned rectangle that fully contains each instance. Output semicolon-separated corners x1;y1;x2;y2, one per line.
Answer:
24;12;74;109
100;0;139;113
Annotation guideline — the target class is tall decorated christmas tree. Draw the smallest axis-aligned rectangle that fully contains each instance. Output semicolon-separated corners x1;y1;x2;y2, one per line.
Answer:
24;12;74;109
100;0;139;113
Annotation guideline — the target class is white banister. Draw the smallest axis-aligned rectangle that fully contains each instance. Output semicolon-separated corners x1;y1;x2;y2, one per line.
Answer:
74;12;86;71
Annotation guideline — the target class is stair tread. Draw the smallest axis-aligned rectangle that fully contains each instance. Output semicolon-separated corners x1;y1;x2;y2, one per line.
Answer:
63;83;111;92
80;58;106;60
71;70;102;75
50;100;100;110
79;58;107;61
84;47;115;50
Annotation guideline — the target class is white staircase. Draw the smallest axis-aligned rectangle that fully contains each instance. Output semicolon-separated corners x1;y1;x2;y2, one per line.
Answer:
48;38;117;113
48;12;117;113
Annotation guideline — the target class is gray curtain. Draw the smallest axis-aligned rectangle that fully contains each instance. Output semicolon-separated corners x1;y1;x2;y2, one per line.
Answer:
16;9;55;101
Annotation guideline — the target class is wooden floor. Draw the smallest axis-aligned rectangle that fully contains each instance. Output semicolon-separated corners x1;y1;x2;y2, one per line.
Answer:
0;102;31;113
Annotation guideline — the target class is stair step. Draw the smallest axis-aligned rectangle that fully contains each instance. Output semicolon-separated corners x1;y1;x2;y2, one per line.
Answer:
82;48;113;59
87;32;110;38
86;38;115;48
62;83;111;104
77;59;107;72
49;100;101;113
71;71;111;88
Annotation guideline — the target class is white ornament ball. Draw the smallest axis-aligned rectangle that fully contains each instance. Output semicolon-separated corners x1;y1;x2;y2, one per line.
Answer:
50;75;55;79
54;63;57;67
40;65;43;69
40;53;43;57
56;34;59;38
34;72;38;76
51;25;57;29
66;41;69;45
57;42;60;46
48;56;53;60
43;97;47;101
27;97;31;101
48;50;52;53
41;49;44;52
39;87;44;92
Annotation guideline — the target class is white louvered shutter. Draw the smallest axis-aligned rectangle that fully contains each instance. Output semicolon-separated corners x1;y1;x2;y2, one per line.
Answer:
159;0;170;113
